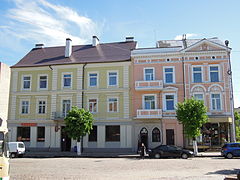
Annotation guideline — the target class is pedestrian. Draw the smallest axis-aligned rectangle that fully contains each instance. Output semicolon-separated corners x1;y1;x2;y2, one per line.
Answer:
140;143;146;159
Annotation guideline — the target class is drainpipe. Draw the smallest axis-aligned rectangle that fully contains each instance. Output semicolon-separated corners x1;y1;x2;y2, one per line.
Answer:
81;63;87;153
225;40;236;142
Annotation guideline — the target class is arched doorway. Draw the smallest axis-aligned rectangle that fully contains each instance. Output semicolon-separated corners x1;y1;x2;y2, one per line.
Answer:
140;127;148;149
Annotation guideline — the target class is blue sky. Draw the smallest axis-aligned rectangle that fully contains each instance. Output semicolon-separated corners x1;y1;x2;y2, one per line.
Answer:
0;0;240;107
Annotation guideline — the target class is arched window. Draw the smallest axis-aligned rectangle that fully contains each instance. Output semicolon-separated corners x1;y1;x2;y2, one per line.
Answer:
152;127;160;142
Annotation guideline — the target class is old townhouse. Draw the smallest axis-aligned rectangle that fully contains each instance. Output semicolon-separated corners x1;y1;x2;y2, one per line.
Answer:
8;36;136;152
131;37;233;150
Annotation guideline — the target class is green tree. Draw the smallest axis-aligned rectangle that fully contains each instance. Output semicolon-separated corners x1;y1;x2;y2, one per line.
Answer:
176;98;208;155
234;111;240;142
64;106;94;155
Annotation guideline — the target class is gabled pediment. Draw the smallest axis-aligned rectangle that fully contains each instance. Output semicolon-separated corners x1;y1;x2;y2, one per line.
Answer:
181;39;230;52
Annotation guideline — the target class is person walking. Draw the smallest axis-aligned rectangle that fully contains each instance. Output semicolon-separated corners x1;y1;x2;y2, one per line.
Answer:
140;143;146;159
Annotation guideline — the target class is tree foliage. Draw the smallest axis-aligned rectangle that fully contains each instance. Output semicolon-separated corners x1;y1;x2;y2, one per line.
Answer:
234;111;240;142
64;106;94;142
176;98;208;139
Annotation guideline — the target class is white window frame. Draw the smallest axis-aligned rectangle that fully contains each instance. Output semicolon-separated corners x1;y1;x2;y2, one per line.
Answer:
163;93;177;111
38;74;48;90
61;97;72;117
88;72;99;88
62;72;72;89
20;99;30;114
107;70;118;87
22;75;32;91
142;94;157;110
209;65;221;82
192;65;203;83
163;66;175;84
193;93;205;103
143;67;155;81
107;97;119;113
210;93;222;111
88;98;98;113
36;98;47;114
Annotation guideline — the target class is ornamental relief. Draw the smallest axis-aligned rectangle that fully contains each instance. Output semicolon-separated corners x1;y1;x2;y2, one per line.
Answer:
192;86;204;92
210;86;221;92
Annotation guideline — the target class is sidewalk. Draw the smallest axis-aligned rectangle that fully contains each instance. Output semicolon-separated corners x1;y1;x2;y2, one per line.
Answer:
22;151;222;158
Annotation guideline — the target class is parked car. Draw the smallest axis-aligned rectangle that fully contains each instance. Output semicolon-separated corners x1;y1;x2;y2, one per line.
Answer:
221;143;240;159
8;142;25;158
148;145;194;159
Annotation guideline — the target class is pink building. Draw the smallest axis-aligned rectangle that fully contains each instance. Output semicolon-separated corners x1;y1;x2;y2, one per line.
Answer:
131;37;233;150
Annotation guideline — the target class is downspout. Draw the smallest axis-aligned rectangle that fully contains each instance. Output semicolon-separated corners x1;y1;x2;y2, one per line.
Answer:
81;63;87;153
181;55;186;148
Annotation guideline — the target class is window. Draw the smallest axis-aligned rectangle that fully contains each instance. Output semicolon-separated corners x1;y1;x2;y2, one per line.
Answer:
195;57;199;60
210;66;219;82
63;74;72;87
23;76;31;89
144;95;155;109
108;72;118;86
193;67;202;83
89;73;98;87
21;100;29;114
211;94;221;110
62;100;71;117
89;126;97;142
89;99;97;113
108;98;118;112
17;127;30;142
106;125;120;142
152;128;161;142
37;127;45;142
144;68;154;81
194;94;204;101
38;100;46;114
166;95;174;110
164;67;174;83
39;75;47;89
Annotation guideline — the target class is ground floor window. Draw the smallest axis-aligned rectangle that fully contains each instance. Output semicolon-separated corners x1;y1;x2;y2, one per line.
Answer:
89;126;97;142
37;127;45;142
152;127;161;142
17;127;30;142
106;125;120;142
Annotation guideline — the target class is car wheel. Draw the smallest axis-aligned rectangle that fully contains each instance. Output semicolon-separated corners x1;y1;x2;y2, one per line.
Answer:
11;153;16;158
181;153;188;159
154;153;161;159
226;153;233;159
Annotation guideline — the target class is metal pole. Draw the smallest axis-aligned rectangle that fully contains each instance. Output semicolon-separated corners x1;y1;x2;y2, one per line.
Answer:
225;40;236;142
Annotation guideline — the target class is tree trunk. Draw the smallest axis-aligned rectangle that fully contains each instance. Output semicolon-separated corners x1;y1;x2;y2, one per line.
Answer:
77;140;81;156
192;138;198;155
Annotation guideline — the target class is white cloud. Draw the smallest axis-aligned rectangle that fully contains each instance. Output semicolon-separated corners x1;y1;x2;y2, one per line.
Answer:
174;33;198;40
4;0;100;46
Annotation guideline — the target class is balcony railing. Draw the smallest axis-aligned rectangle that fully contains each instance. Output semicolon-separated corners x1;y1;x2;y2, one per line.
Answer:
135;80;163;90
136;109;162;119
51;112;67;120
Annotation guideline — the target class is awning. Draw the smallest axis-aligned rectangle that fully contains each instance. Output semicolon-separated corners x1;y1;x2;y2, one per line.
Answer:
208;117;232;123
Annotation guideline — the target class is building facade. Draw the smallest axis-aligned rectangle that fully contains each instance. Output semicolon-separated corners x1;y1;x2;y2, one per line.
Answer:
0;62;10;130
131;37;233;149
8;37;137;152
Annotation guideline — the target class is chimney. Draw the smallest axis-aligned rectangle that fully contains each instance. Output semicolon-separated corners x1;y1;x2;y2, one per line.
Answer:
92;36;99;46
182;34;187;49
35;44;44;49
65;38;72;57
126;37;134;42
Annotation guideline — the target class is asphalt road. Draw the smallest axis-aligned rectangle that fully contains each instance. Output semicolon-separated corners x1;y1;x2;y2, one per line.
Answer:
9;157;240;180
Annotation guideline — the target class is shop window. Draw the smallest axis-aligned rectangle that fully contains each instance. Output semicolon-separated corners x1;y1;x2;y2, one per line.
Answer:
17;127;30;142
152;127;161;142
37;127;45;142
106;125;120;142
89;126;97;142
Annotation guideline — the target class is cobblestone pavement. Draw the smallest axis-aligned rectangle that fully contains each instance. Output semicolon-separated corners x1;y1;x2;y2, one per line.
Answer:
9;157;240;180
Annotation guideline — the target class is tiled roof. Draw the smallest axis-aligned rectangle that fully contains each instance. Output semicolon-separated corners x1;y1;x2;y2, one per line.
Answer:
12;41;137;68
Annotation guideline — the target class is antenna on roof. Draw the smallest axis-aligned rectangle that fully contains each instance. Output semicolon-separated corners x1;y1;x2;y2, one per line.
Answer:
182;34;187;48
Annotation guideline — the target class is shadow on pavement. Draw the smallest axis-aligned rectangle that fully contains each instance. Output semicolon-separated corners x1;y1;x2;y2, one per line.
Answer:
206;169;240;175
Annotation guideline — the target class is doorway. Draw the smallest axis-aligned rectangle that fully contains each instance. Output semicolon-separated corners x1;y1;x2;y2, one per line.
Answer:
140;127;148;149
166;129;175;145
61;126;71;151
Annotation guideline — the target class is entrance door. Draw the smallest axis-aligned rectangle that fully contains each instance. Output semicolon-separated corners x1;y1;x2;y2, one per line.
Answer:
166;129;175;145
140;127;148;149
61;126;71;151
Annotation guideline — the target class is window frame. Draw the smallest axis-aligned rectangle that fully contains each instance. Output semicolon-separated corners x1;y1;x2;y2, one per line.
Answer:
37;99;47;114
22;75;32;91
143;67;155;81
210;93;222;111
62;72;72;89
105;125;120;142
37;126;45;142
107;97;119;113
17;127;30;142
209;65;220;82
38;74;48;90
163;93;177;111
20;99;30;114
107;71;118;87
152;127;161;142
192;65;203;83
61;97;72;117
88;72;99;88
88;98;98;113
88;125;97;142
142;94;157;110
163;66;175;84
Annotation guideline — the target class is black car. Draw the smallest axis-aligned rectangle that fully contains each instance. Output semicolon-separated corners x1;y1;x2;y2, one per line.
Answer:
148;145;194;159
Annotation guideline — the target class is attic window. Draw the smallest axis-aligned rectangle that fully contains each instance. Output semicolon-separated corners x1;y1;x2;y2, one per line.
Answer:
195;57;199;60
212;56;215;59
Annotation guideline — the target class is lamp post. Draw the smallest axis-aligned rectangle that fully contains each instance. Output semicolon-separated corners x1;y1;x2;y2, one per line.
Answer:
225;40;236;142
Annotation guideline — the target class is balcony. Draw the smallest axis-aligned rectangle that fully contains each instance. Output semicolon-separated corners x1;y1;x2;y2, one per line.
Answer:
135;80;163;90
51;112;67;120
136;109;162;119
